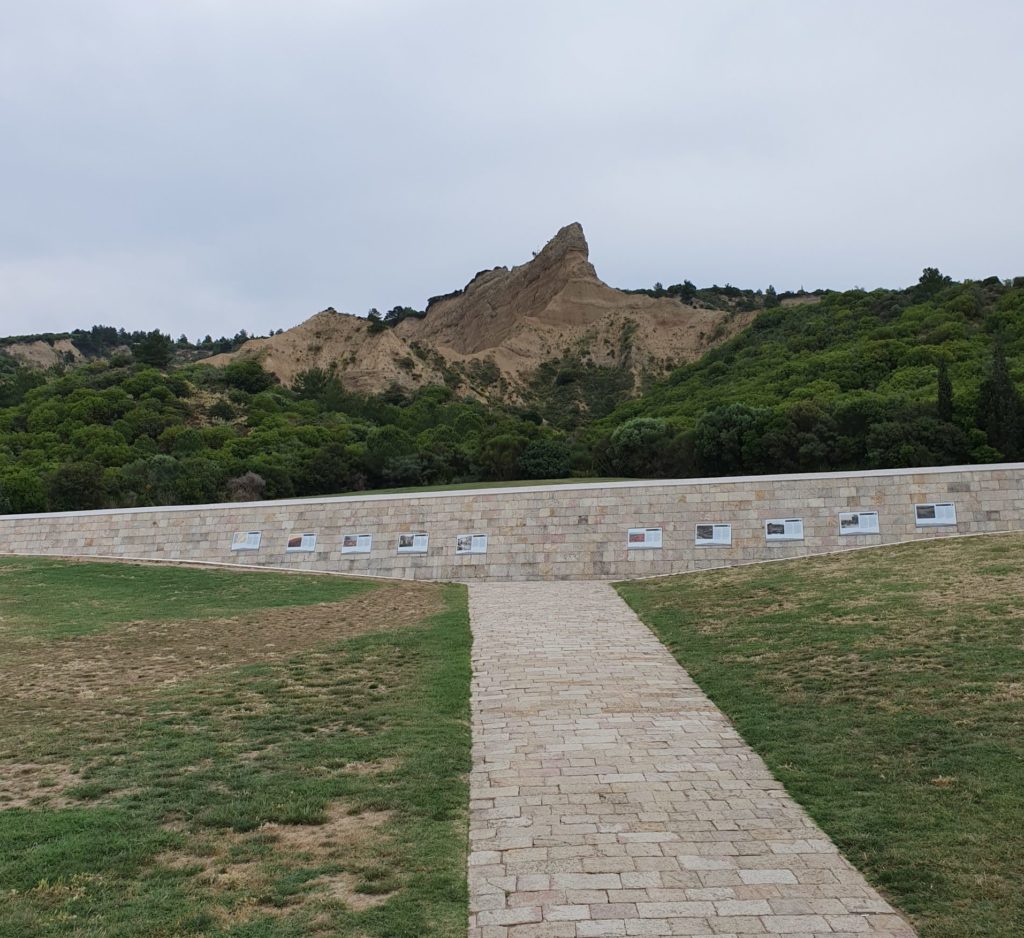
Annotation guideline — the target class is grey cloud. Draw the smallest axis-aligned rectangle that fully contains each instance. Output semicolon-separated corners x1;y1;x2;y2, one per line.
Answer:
1;0;1022;340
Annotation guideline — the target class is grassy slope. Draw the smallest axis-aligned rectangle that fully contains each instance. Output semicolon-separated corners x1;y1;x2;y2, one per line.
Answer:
617;535;1024;938
604;278;1024;427
0;558;378;639
0;558;471;938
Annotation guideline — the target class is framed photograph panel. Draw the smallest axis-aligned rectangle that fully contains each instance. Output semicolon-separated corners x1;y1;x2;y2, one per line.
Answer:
341;533;372;554
397;532;429;553
765;518;804;541
286;533;317;552
231;531;261;551
627;527;663;549
838;510;880;535
695;523;732;546
456;533;488;555
915;502;956;526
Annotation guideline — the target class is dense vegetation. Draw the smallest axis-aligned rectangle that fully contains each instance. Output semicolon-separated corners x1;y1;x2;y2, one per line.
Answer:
1;269;1022;513
623;278;823;311
593;270;1024;477
366;305;426;333
0;324;276;364
0;356;575;513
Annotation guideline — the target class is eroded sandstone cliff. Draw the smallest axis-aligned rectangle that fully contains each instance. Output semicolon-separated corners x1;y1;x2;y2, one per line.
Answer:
205;223;755;400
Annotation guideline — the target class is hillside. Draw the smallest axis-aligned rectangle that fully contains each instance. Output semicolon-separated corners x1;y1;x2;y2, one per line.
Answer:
205;223;757;404
4;338;84;369
399;223;754;385
593;270;1024;477
0;264;1021;516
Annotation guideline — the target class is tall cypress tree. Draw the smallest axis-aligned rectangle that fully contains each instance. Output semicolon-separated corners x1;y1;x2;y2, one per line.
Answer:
977;339;1022;458
937;359;954;423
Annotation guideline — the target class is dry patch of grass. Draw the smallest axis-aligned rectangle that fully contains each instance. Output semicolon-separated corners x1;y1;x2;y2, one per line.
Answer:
5;583;438;703
0;557;471;938
0;762;81;810
159;800;395;925
0;580;441;805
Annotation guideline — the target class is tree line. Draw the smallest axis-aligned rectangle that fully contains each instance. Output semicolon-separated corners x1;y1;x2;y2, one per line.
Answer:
0;357;578;514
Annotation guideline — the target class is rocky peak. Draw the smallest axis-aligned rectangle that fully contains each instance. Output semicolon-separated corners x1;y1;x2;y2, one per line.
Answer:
398;223;605;354
206;222;757;401
538;222;589;260
526;222;595;280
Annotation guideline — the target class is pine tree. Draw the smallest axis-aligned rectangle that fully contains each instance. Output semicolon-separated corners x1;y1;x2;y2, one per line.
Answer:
366;308;387;334
134;330;174;368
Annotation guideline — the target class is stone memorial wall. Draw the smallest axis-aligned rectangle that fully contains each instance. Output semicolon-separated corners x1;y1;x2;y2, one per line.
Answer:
1;463;1021;581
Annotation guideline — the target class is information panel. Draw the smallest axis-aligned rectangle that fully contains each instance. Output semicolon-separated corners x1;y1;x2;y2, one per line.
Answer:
627;527;663;549
695;523;732;546
286;533;317;552
838;510;880;535
230;531;261;551
397;532;429;553
341;533;372;554
456;533;488;555
915;502;957;526
765;518;804;541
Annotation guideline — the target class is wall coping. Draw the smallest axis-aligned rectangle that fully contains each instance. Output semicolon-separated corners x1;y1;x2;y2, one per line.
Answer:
3;462;1022;522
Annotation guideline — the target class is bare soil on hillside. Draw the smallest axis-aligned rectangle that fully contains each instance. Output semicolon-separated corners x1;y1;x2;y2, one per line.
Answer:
206;223;762;400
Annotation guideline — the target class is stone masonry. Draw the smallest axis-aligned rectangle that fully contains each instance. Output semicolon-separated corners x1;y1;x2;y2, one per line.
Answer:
0;464;1021;581
467;582;917;937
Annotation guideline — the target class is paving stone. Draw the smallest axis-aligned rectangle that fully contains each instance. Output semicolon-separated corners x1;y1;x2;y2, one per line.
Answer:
467;582;917;937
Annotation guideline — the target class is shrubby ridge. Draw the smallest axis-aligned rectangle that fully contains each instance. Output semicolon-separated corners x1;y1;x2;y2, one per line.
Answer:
1;231;1022;514
600;269;1024;476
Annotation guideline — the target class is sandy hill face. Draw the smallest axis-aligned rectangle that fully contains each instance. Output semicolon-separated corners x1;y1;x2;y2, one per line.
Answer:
207;223;756;400
400;223;616;352
205;310;446;392
4;338;84;369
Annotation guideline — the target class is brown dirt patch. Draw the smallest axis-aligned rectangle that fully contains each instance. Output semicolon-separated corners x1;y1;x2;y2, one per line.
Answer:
341;757;401;775
2;583;441;706
0;582;442;804
158;802;394;921
306;872;390;910
0;761;81;809
990;682;1024;703
207;224;754;399
260;803;392;859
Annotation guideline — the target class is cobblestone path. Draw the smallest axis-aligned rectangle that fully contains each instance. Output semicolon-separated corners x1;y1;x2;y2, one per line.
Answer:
467;581;915;938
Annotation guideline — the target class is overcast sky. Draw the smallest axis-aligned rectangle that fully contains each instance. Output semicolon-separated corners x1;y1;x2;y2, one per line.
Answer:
1;1;1021;341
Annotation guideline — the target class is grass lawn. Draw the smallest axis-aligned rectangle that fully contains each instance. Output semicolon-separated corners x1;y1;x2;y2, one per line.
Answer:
0;557;471;937
617;534;1024;938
